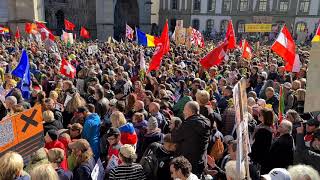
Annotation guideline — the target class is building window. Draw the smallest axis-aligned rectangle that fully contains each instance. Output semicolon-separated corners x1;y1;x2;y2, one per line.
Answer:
299;0;310;13
239;0;249;11
206;20;214;32
172;0;178;10
259;0;268;12
296;22;307;33
208;0;216;11
220;20;229;32
279;0;289;12
237;21;245;33
223;0;231;12
194;0;201;11
192;19;200;30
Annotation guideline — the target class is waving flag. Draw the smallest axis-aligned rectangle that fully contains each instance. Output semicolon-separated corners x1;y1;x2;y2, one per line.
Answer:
271;25;296;72
191;28;205;48
0;25;9;34
200;41;228;69
118;123;137;145
36;21;55;41
25;23;37;34
11;50;31;99
80;27;90;39
312;23;320;42
240;39;252;60
136;29;155;47
147;21;169;72
15;27;21;40
60;59;76;78
64;19;75;31
126;24;134;41
225;20;236;50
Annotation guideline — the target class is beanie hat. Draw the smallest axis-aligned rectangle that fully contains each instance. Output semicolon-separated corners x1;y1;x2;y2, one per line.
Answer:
148;116;158;130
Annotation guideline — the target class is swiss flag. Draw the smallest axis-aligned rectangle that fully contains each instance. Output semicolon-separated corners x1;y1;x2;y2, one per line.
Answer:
240;39;252;60
225;20;236;50
15;26;21;40
60;59;76;78
147;21;169;73
271;25;296;71
36;21;55;41
64;19;75;31
200;41;228;69
80;27;90;39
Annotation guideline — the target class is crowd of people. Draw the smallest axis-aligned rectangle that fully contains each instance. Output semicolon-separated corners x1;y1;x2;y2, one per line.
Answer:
0;35;319;180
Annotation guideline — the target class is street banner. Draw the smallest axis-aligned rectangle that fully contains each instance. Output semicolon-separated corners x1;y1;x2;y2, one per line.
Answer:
175;27;186;45
245;24;272;32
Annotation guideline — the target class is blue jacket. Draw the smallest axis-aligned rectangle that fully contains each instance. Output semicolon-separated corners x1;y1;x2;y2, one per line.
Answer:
82;113;101;160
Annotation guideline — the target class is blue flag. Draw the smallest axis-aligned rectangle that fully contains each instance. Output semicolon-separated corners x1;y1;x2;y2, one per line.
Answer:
11;50;31;99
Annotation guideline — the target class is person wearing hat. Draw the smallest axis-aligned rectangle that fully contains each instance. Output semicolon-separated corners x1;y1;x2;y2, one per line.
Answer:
47;148;73;180
261;168;292;180
44;129;68;171
303;118;320;147
69;139;105;180
109;144;145;180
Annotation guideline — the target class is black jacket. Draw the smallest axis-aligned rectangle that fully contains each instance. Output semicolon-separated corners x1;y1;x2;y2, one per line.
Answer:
267;133;294;171
73;157;104;180
43;120;63;135
95;97;109;118
172;114;211;176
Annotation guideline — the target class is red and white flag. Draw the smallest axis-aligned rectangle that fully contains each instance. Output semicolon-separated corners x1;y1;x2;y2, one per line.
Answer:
64;19;75;31
225;20;236;50
200;41;228;69
60;59;76;78
15;26;21;40
271;25;296;72
36;21;55;41
191;28;205;48
126;24;134;41
240;39;252;60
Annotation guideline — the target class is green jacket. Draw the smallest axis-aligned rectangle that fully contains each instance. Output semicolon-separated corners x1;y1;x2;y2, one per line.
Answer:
173;96;192;119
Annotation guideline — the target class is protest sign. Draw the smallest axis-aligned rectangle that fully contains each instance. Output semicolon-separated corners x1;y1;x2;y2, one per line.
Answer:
88;44;98;55
245;24;272;32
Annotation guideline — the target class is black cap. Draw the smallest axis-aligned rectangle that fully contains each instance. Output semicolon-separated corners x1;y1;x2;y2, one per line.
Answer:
307;118;320;127
106;127;120;138
47;129;58;141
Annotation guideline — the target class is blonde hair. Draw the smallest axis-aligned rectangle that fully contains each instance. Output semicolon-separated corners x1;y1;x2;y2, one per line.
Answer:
225;160;245;180
296;89;306;101
0;151;24;180
49;91;58;101
43;110;55;123
65;92;86;113
292;80;301;90
110;111;127;128
288;164;320;180
30;164;59;180
47;148;64;164
196;90;210;106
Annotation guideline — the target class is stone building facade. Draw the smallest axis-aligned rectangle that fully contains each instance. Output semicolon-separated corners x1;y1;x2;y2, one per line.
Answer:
159;0;320;36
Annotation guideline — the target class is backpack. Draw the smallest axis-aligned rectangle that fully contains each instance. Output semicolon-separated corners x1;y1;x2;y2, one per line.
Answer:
140;143;171;180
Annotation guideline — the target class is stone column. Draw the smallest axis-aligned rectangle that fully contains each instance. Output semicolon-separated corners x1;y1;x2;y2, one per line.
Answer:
96;0;114;41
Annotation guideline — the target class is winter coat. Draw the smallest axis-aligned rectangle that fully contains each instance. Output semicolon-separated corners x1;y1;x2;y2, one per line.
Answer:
43;120;63;135
73;157;105;180
173;95;193;119
82;113;101;160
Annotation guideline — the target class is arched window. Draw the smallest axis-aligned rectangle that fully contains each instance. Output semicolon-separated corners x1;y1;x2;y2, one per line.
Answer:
194;0;201;11
299;0;310;13
208;0;216;11
237;21;245;33
258;0;268;12
279;0;289;12
296;22;307;33
206;19;214;32
172;0;178;10
220;20;228;32
192;19;200;30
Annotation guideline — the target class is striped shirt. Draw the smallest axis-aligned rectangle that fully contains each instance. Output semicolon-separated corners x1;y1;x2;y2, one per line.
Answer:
109;163;146;180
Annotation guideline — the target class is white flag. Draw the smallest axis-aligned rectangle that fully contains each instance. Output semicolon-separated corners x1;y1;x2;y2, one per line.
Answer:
292;54;302;73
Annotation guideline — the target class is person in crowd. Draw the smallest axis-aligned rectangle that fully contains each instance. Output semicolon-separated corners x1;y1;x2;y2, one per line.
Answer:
30;164;59;180
64;92;86;127
94;86;109;119
80;106;101;160
196;90;220;129
225;160;245;180
261;168;292;180
43;110;63;135
221;99;236;136
25;148;49;173
172;101;211;177
5;95;17;116
264;87;279;114
249;108;273;174
47;148;73;180
304;118;320;147
110;111;138;146
288;164;320;180
148;102;168;132
132;80;147;101
173;89;193;119
170;156;199;180
169;116;182;132
69;123;83;140
0;151;30;180
283;82;295;112
285;109;303;141
69;139;105;180
44;98;64;125
105;127;122;171
109;144;146;180
133;100;149;119
218;86;233;114
267;120;294;171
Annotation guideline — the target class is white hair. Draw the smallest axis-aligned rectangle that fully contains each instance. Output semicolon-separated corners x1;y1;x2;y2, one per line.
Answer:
6;96;17;105
281;120;293;134
225;160;245;180
288;164;320;180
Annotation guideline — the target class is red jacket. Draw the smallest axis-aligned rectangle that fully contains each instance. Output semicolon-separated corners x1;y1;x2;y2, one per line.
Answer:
45;140;68;170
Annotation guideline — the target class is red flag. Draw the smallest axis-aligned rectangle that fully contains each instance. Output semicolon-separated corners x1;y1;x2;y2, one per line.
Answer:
64;19;75;31
36;21;55;41
200;41;228;69
15;27;21;40
191;28;205;48
25;23;37;34
147;21;169;73
60;59;76;78
80;27;90;39
271;25;296;72
240;39;252;60
225;20;236;50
